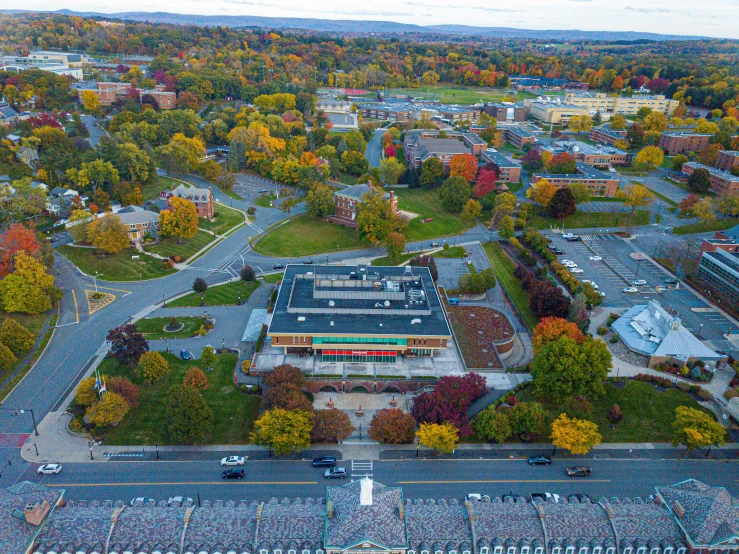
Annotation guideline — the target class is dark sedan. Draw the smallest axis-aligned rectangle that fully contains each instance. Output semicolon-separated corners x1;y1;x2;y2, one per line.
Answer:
222;469;245;480
527;455;552;466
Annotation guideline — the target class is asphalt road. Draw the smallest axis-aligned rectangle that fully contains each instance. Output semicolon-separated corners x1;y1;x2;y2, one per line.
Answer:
20;458;739;503
80;114;107;148
365;128;384;168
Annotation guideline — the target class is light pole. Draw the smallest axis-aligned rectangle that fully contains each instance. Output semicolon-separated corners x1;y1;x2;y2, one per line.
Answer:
162;293;166;307
0;407;39;436
88;441;94;461
222;337;225;351
164;338;169;353
0;459;12;478
92;271;103;293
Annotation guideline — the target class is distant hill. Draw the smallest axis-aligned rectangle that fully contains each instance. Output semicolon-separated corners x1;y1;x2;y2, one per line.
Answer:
11;9;708;41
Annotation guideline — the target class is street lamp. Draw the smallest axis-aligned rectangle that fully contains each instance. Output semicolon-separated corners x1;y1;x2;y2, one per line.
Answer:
0;407;39;436
164;338;169;352
222;337;225;351
92;271;103;293
162;293;166;307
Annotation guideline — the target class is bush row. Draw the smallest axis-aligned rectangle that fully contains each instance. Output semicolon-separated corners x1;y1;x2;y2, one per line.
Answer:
633;373;713;401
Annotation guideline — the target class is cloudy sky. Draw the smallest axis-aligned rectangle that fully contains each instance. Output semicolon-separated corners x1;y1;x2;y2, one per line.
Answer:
15;0;739;39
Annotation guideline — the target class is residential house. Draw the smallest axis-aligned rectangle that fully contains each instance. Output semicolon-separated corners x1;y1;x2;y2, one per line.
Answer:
162;184;215;219
0;101;18;125
115;206;160;242
329;183;398;229
45;186;79;216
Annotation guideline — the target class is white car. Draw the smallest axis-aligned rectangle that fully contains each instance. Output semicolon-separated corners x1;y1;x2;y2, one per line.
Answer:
561;259;573;265
168;496;193;506
37;463;62;475
598;291;606;297
632;279;647;286
570;268;584;274
562;233;575;239
466;493;491;502
589;256;602;261
623;287;639;293
220;455;246;466
131;497;155;506
582;280;599;289
564;262;578;268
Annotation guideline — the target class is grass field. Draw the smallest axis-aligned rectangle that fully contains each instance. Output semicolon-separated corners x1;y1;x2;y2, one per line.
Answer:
392;188;473;241
168;280;261;307
482;242;538;330
255;193;277;208
261;272;284;284
141;176;180;202
528;210;650;230
198;204;245;235
145;231;214;260
253;214;366;257
371;246;467;266
673;217;739;235
99;353;261;445
515;380;714;443
58;245;176;281
135;316;204;340
384;84;544;105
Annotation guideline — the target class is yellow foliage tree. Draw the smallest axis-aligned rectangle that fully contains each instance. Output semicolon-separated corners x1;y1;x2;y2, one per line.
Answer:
75;376;99;407
550;413;602;455
159;196;199;242
416;422;459;454
618;184;655;213
671;406;726;456
526;178;557;207
85;392;130;428
0;253;56;314
87;214;130;254
693;198;716;225
634;146;664;169
80;90;102;113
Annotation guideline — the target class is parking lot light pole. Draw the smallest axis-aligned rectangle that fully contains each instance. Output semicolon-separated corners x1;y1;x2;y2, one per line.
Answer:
0;407;39;436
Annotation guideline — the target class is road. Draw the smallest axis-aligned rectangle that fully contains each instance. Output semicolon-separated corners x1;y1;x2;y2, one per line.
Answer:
80;114;107;148
20;458;739;503
365;128;384;168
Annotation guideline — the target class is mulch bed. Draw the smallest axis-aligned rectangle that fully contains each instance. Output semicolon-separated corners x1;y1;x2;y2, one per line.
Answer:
446;305;514;369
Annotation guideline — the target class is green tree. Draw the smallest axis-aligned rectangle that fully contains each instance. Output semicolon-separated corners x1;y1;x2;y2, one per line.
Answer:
531;337;611;403
672;154;688;172
380;157;405;186
386;231;406;260
568;183;591;204
368;408;417;444
0;253;57;314
419;158;445;188
671;406;727;456
305;183;335;217
0;342;16;371
340;150;369;176
460;199;482;224
252;408;313;455
75;376;99;407
551;413;602;455
137;351;171;383
280;196;299;216
416;422;459;454
356;187;403;245
0;318;35;355
201;345;217;370
497;215;515;239
473;408;512;443
439;176;472;213
193;277;208;294
508;402;547;439
87;214;129;254
85;392;130;428
66;159;120;193
687;168;711;194
165;384;214;444
68;210;94;243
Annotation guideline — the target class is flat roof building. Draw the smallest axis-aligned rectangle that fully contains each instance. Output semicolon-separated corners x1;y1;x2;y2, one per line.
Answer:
527;100;589;124
589;126;628;146
504;127;537;149
267;265;452;362
658;132;712;155
697;248;739;315
682;162;739;196
538;140;631;167
480;149;522;184
532;162;620;197
563;92;680;116
716;150;739;173
482;102;528;122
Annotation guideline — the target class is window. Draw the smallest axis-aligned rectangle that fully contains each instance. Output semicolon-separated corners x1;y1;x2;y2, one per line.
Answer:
521;548;530;554
535;549;544;554
495;547;504;554
566;547;575;554
508;548;516;554
606;549;615;554
637;547;646;554
622;548;633;554
480;548;489;554
552;548;561;554
579;548;588;554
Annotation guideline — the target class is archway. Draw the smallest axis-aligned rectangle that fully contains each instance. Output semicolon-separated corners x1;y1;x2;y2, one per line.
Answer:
382;386;401;393
319;385;339;393
350;386;370;393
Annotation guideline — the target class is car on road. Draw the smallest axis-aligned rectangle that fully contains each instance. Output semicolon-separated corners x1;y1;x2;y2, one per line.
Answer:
570;268;584;274
220;456;246;466
598;291;606;297
312;456;337;468
180;350;193;360
466;493;491;502
257;188;269;194
324;467;347;479
430;242;442;248
632;279;647;286
131;497;155;506
623;287;639;293
527;455;551;466
531;492;561;503
664;278;679;285
562;233;575;239
566;466;592;477
37;463;62;475
589;256;602;261
168;496;193;506
272;264;285;270
303;260;314;265
222;469;245;480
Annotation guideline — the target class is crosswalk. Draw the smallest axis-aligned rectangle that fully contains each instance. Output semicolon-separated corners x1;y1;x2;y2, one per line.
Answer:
351;460;373;479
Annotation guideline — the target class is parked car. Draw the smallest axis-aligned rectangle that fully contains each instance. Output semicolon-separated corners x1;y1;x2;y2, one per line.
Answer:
168;496;193;506
324;467;348;479
552;248;565;255
622;287;639;293
131;497;155;506
656;285;668;292
221;456;246;466
561;259;573;265
567;466;592;477
180;350;193;360
570;268;584;274
566;236;582;242
303;260;314;265
664;278;679;285
272;264;285;270
312;456;337;468
527;455;551;466
466;493;491;502
37;463;62;475
430;242;442;248
257;188;269;194
582;280;598;289
222;469;245;480
562;233;575;239
531;492;561;503
589;256;602;261
632;279;647;286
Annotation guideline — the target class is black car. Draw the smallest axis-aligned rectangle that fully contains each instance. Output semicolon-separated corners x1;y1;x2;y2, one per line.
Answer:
180;350;193;360
222;469;245;480
527;455;552;466
312;456;337;468
566;466;592;477
552;248;565;255
565;236;582;242
664;278;679;285
258;188;269;194
303;260;314;265
272;264;285;270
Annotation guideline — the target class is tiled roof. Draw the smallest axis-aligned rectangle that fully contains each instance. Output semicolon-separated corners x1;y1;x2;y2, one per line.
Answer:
406;500;472;551
473;498;544;549
0;482;63;554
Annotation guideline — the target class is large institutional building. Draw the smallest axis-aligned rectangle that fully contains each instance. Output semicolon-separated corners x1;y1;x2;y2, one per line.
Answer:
4;478;738;554
562;93;680;116
268;265;452;362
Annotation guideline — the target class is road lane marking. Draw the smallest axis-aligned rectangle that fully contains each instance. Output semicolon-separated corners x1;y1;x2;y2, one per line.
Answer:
397;479;611;485
47;480;318;487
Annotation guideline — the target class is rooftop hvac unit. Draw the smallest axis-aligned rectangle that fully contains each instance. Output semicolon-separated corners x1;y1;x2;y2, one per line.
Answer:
411;318;422;325
330;321;334;326
298;316;306;322
373;281;382;288
328;300;335;307
384;300;390;307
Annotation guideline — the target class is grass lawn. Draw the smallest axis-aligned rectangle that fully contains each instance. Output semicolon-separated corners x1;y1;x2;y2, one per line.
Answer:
135;316;205;339
371;253;416;266
168;280;261;307
507;181;523;194
527;210;650;230
255;192;277;208
392;187;473;241
141;176;180;202
58;245;176;281
515;380;715;443
145;231;214;260
337;172;360;186
253;214;366;257
99;353;261;445
261;272;284;284
385;84;540;104
432;246;468;258
482;242;539;330
673;217;739;235
198;204;245;235
372;245;468;266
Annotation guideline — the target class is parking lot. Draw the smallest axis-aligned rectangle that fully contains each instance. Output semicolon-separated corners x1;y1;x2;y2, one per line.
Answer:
549;233;734;342
578;201;631;213
233;173;285;205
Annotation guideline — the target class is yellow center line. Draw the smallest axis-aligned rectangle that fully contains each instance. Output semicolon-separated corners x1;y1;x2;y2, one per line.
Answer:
397;479;611;485
71;289;79;323
46;481;318;487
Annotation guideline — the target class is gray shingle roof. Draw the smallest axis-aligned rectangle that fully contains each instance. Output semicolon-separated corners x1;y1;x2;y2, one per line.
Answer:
335;183;389;201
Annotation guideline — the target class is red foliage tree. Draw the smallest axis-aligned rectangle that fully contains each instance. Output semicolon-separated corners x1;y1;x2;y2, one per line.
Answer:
385;144;397;158
263;384;314;411
27;113;62;129
449;153;478;181
473;168;499;198
529;282;571;319
679;193;701;212
546;152;577;175
411;373;488;437
107;376;140;408
368;408;416;444
0;224;41;278
532;317;585;353
264;364;305;387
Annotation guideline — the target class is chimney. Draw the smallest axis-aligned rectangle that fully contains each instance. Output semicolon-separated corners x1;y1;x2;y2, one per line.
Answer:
360;477;373;506
24;501;50;526
327;500;333;518
672;501;685;518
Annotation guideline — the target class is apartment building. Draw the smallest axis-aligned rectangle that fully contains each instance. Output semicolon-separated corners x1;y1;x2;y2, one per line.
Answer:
76;82;176;109
563;92;680;116
589;126;629;147
531;162;619;197
480;149;522;183
161;184;215;219
658;133;712;155
526;100;589;124
404;133;472;169
716;150;739;172
682;162;739;196
538;140;631;167
697;248;739;308
328;183;398;229
482;102;528;122
504;127;538;149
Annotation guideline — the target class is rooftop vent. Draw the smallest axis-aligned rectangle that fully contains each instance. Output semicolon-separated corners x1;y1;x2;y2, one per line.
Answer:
328;300;335;307
673;500;685;518
330;321;334;326
298;316;306;322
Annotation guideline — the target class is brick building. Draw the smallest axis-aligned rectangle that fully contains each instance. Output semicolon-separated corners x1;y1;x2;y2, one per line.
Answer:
682;162;739;196
658;133;712;155
115;206;160;242
404;133;472;169
504;127;537;149
532;162;620;197
77;82;176;110
589;126;628;146
329;183;397;229
480;149;522;183
482;102;528;122
161;184;215;219
716;150;739;172
537;140;631;167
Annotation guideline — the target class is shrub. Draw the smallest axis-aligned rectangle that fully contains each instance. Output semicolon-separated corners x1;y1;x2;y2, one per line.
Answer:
168;316;180;329
173;255;182;263
106;376;140;408
676;381;691;392
137;351;171;383
75;376;99;407
0;342;17;370
505;394;517;406
597;326;608;336
184;367;209;391
85;392;130;428
607;404;623;424
201;345;217;370
0;318;35;355
193;277;208;294
240;265;256;281
241;359;251;374
609;335;619;344
696;389;713;401
689;384;700;393
723;388;739;400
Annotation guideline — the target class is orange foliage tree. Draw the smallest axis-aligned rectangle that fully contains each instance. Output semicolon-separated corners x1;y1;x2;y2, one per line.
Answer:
532;317;586;354
449;154;478;182
0;224;41;278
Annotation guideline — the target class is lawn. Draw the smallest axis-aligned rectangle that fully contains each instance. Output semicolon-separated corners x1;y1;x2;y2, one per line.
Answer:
255;192;277;208
527;210;650;230
384;84;542;104
168;280;261;307
145;231;214;260
261;272;284;284
433;246;468;258
198;204;246;235
483;242;539;330
337;172;360;186
58;245;176;281
141;176;180;202
392;187;473;241
135;316;205;339
507;181;523;194
99;353;261;445
515;380;715;443
371;253;416;266
371;245;467;266
673;217;739;235
253;214;366;257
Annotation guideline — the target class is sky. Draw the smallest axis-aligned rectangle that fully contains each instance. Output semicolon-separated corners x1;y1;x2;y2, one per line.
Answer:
10;0;739;39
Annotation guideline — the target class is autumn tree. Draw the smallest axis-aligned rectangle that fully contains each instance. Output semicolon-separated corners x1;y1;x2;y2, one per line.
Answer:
240;265;256;281
263;384;314;411
341;150;369;176
532;317;585;354
0;342;16;371
156;133;205;175
411;373;487;437
643;112;668;133
449;153;478;181
529;281;570;319
306;183;335;217
460;199;482;224
694;198;716;226
0;318;35;355
548;187;577;220
509;402;547;439
634;146;664;169
311;409;355;443
75;376;99;407
473;408;512;443
66;160;120;193
550;413;602;455
380;157;405;186
252;408;313;455
0;223;41;278
568;183;591;204
439;176;472;213
419;157;445;188
159;196;199;242
356;187;403;245
107;376;140;408
526;179;557;208
0;253;57;314
107;324;149;366
137;351;171;383
386;231;406;260
671;406;727;456
546;152;577;174
417;422;459;454
87;214;129;254
610;114;627;130
567;115;592;134
68;210;94;243
687;168;711;194
165;384;214;444
86;392;130;428
497;215;514;239
369;408;417;444
80;90;102;114
473;168;499;198
521;149;544;172
619;184;655;213
183;367;209;391
672;155;688;172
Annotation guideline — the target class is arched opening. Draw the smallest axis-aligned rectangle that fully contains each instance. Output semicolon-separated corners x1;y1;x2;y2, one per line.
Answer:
382;386;401;393
351;386;370;393
319;385;338;393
